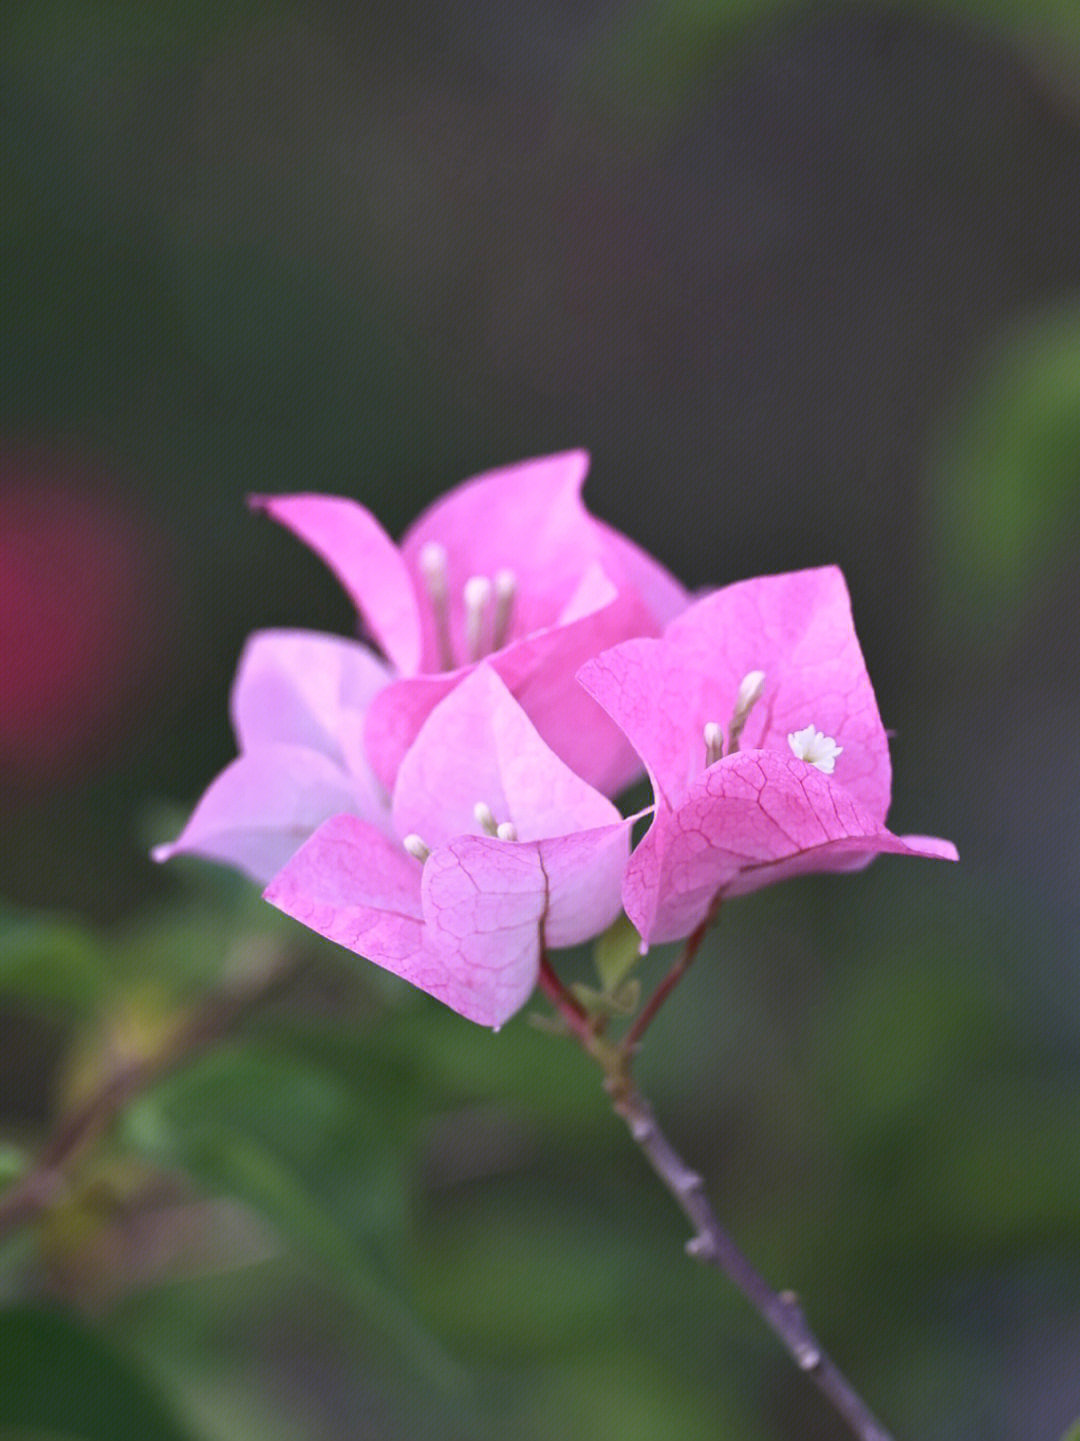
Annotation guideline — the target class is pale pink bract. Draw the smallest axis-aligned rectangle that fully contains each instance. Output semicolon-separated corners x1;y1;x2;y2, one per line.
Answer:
263;666;633;1028
152;629;393;883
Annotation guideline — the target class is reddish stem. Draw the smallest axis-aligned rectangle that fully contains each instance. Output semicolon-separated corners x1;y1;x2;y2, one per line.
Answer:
537;954;592;1044
623;899;720;1053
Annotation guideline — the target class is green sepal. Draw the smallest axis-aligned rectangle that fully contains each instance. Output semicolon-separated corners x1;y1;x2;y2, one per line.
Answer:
593;912;642;994
571;979;641;1018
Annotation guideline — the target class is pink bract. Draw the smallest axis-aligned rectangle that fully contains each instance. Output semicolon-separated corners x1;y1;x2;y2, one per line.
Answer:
253;451;687;796
152;629;393;884
264;666;633;1028
578;567;957;945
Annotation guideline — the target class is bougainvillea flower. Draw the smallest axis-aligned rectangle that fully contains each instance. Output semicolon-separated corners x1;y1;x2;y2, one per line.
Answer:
264;666;634;1027
153;630;392;884
253;451;688;797
578;567;957;946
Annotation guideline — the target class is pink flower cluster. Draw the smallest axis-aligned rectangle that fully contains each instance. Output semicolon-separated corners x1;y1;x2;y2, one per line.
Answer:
156;453;956;1028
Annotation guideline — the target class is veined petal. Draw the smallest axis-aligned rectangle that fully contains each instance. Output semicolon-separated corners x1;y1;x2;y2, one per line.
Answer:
624;750;957;945
555;563;618;624
535;821;635;949
420;822;633;1027
421;837;547;1028
251;494;422;674
582;567;892;818
578;636;698;810
367;586;656;798
230;629;391;783
263;816;487;1014
400;452;597;653
392;666;622;848
590;518;689;628
363;670;458;797
151;744;374;885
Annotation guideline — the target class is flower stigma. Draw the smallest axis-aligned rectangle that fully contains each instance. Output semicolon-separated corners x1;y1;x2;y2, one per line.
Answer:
496;820;518;842
787;724;843;774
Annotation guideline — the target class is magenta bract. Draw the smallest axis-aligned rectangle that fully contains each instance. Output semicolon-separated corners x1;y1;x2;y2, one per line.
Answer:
579;567;957;945
253;451;687;796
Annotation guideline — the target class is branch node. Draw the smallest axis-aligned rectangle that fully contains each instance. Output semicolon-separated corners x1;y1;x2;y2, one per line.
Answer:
629;1116;654;1143
685;1233;716;1261
795;1343;823;1372
674;1168;704;1198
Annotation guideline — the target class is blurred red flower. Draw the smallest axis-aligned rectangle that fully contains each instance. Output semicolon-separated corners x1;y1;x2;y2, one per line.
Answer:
0;445;168;790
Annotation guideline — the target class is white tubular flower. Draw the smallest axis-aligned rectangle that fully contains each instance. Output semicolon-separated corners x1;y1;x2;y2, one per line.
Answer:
787;724;843;774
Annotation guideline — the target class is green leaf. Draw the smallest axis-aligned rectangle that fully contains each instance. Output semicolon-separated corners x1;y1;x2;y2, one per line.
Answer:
0;904;116;1018
122;1042;463;1392
0;1305;198;1441
1059;1422;1080;1441
593;913;643;994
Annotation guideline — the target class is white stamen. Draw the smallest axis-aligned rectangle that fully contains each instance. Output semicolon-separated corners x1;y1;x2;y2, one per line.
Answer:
735;669;766;715
787;724;843;774
402;833;431;862
473;801;499;836
464;574;492;661
419;541;454;669
492;568;517;651
728;668;766;752
418;541;448;596
496;820;518;842
703;721;724;767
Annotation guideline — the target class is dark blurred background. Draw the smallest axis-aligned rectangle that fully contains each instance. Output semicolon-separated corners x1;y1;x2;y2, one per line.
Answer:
1;3;1078;1439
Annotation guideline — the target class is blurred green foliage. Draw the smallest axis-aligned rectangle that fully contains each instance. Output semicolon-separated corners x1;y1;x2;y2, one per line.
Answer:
2;858;1077;1438
0;1305;199;1441
578;0;1080;125
930;307;1080;644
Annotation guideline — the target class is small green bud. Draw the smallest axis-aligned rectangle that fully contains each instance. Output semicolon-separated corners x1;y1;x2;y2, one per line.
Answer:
594;912;642;994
